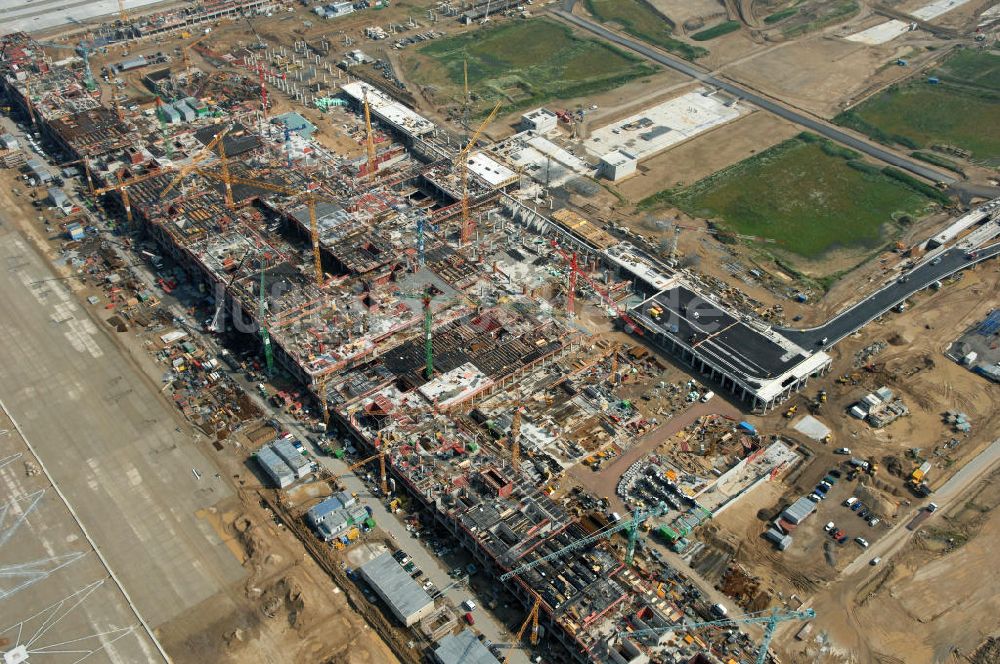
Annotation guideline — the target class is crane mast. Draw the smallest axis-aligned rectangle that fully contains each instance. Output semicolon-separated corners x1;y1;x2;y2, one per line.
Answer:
363;90;377;178
621;607;816;664
457;101;501;246
500;502;668;581
259;263;274;375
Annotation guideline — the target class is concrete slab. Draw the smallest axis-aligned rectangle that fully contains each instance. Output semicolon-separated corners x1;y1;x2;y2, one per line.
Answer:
793;415;832;442
583;88;744;162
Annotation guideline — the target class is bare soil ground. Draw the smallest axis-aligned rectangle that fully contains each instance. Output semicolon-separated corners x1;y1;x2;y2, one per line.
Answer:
616;110;800;202
792;468;1000;664
724;35;925;117
157;486;400;664
648;0;728;27
708;264;1000;663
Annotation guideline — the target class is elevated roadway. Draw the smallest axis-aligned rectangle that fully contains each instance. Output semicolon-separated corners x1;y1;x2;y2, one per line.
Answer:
552;9;956;184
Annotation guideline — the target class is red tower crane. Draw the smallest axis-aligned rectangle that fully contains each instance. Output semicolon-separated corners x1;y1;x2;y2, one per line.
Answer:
549;239;642;334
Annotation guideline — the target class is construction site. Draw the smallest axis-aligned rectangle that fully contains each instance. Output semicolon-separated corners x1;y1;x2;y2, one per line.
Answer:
1;1;999;664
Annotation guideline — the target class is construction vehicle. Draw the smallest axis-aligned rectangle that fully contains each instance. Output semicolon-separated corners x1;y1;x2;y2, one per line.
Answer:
783;404;797;419
620;607;815;664
909;460;932;486
866;456;879;475
500;502;668;581
818;390;827;403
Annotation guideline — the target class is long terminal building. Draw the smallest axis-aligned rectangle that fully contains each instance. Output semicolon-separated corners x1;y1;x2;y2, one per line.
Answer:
1;27;830;663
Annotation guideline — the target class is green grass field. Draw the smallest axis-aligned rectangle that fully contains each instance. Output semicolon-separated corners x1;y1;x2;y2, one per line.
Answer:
408;19;657;116
835;50;1000;163
584;0;707;60
639;136;935;258
691;20;741;41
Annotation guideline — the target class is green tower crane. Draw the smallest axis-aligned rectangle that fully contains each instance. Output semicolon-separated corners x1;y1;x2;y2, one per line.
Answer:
621;607;816;664
259;263;274;375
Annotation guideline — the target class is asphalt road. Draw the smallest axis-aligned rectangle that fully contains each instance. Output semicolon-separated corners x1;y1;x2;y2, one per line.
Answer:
552;9;956;185
779;242;1000;349
841;437;1000;577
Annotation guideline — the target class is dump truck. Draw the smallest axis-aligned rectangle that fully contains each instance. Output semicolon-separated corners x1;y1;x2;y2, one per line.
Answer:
910;461;932;485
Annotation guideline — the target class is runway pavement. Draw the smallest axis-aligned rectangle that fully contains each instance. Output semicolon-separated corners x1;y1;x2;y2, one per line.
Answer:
0;226;246;636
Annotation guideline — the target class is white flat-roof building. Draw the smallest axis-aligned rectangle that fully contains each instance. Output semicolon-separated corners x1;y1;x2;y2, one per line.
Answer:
466;152;518;188
600;149;637;182
520;107;558;134
341;81;434;140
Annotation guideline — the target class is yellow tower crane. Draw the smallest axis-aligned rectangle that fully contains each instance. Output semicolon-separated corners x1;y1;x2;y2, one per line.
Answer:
93;168;172;225
159;127;230;198
456;101;501;245
516;592;542;646
362;89;377;178
510;406;524;471
192;170;329;287
182;33;211;80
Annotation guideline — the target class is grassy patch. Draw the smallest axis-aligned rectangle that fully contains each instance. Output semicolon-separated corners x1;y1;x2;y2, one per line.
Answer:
911;151;965;175
691;21;741;41
764;7;798;24
410;19;657;116
584;0;707;60
639;135;936;258
835;50;1000;162
783;0;859;38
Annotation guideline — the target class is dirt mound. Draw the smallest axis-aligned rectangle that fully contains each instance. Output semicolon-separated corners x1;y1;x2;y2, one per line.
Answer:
887;332;910;346
882;455;905;478
856;480;899;517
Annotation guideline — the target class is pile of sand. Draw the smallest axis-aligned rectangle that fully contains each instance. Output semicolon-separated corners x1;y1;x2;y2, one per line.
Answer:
855;480;899;517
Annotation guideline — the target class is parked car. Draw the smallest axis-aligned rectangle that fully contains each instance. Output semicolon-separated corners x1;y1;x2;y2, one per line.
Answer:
833;529;845;540
855;537;869;548
869;518;880;527
834;447;851;455
850;501;863;512
463;600;477;612
829;469;843;478
464;612;475;625
844;497;858;508
824;522;835;532
870;557;881;566
859;508;870;519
